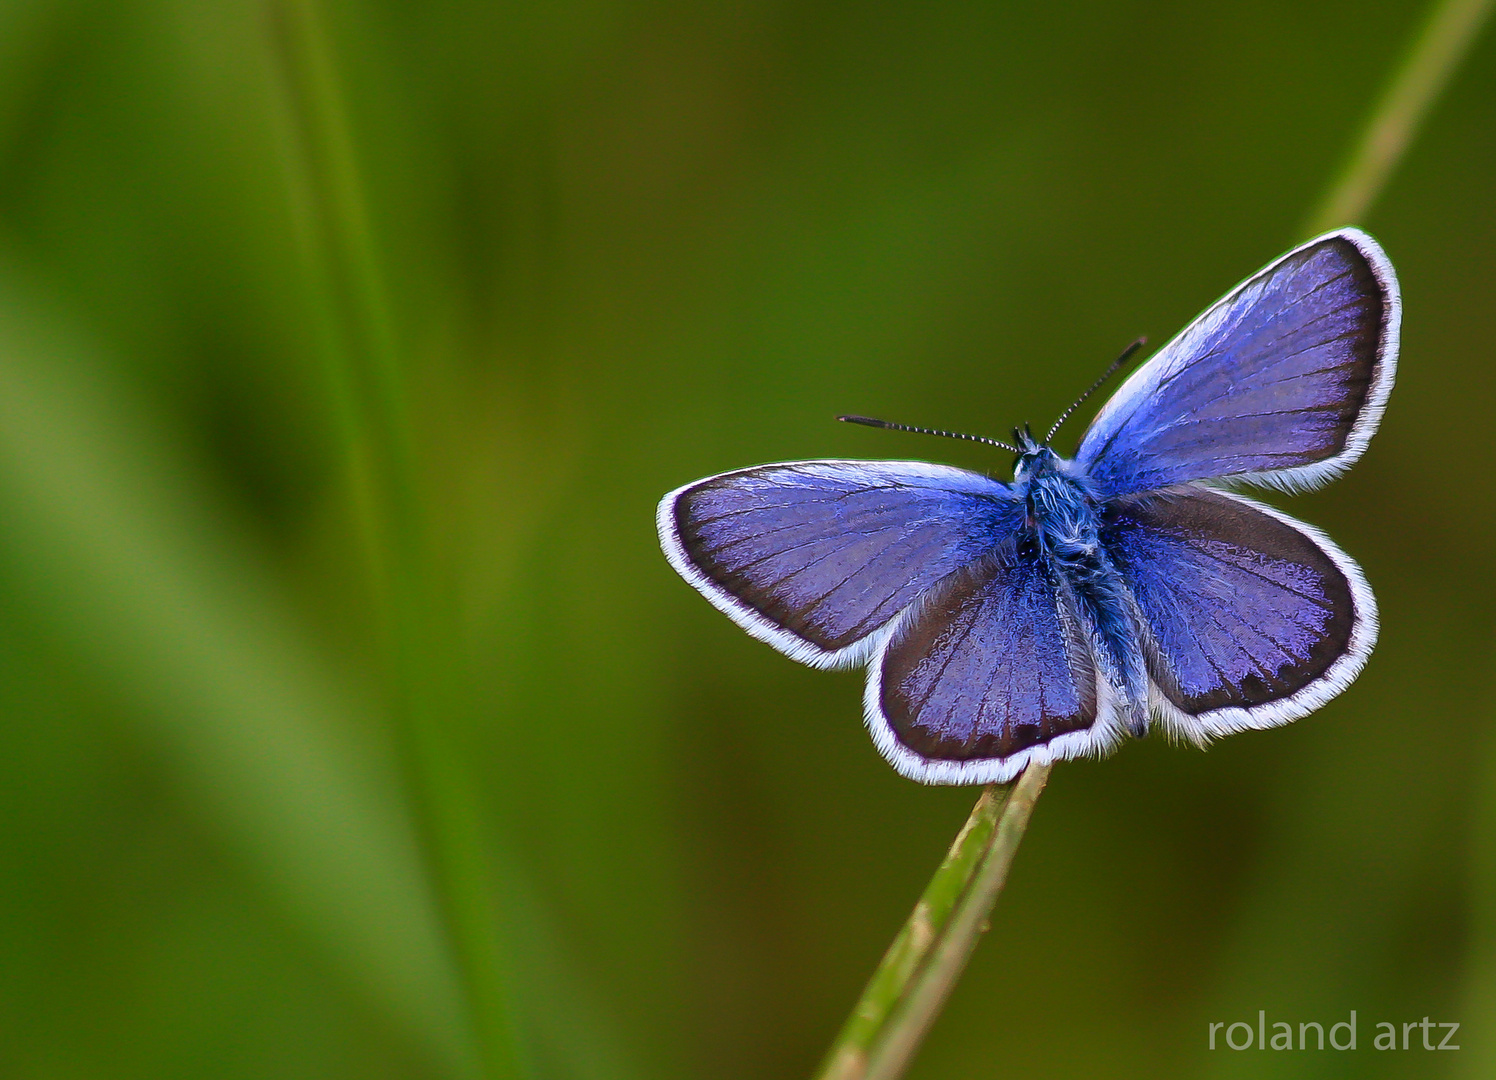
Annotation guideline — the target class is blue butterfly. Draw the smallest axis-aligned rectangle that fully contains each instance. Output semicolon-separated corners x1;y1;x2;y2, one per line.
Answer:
658;229;1400;784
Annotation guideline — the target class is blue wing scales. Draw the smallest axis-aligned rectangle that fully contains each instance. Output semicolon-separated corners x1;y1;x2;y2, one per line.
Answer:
1103;485;1374;738
868;547;1119;784
1076;229;1399;496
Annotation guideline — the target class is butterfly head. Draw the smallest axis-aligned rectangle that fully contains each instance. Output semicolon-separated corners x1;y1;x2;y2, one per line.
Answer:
1012;423;1062;483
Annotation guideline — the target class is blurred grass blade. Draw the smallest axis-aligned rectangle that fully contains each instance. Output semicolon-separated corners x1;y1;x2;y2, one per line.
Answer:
1306;0;1495;233
0;278;470;1075
266;2;524;1075
817;764;1051;1080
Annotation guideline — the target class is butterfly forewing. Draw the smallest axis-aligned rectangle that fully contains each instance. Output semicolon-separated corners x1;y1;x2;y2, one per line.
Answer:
660;461;1022;667
1104;486;1372;736
1076;230;1398;497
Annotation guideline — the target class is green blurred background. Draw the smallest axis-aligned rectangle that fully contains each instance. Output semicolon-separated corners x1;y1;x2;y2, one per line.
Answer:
0;1;1491;1078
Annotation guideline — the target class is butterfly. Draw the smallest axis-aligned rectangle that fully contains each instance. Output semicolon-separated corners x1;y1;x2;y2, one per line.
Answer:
657;229;1400;784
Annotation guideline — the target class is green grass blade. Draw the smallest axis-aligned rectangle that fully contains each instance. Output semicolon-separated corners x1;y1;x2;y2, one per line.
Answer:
862;763;1051;1080
813;785;1011;1080
815;764;1051;1080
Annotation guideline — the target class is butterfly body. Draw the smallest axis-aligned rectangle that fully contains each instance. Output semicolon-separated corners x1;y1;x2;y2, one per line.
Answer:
1012;436;1152;737
660;230;1400;784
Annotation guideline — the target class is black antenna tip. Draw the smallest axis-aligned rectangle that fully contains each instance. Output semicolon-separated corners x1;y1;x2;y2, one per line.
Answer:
1044;337;1150;444
837;414;888;428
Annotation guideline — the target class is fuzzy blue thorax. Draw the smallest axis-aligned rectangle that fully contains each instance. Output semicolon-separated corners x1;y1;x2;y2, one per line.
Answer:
1012;435;1150;735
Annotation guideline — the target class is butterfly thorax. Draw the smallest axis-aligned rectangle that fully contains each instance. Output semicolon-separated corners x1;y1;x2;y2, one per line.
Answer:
1014;446;1105;577
1014;444;1151;735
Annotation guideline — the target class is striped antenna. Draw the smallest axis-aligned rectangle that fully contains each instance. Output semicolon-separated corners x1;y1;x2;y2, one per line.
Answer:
838;415;1021;454
1045;337;1147;444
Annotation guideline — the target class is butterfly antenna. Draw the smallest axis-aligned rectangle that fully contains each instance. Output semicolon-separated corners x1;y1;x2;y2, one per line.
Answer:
838;415;1021;454
1044;337;1147;444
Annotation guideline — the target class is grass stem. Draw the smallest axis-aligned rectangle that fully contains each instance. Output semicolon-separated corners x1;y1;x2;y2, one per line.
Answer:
1306;0;1495;234
814;763;1051;1080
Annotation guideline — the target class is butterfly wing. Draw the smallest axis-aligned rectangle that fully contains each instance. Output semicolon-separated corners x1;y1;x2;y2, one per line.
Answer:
1103;485;1374;739
659;460;1023;669
866;547;1122;784
1076;229;1399;497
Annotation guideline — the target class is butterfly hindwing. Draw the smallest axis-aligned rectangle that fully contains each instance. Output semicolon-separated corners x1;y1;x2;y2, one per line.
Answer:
1103;485;1374;739
867;548;1119;784
659;461;1023;668
1076;229;1399;497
